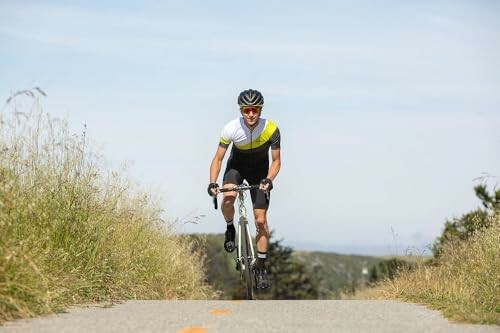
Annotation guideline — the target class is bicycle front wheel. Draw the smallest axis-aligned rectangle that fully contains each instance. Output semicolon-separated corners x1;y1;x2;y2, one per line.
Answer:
240;217;254;300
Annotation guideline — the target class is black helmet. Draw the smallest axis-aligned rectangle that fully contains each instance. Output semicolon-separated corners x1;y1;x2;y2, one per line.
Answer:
238;89;264;107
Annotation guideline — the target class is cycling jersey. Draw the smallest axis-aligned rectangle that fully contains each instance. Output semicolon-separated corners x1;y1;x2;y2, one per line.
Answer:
219;117;280;209
219;117;281;168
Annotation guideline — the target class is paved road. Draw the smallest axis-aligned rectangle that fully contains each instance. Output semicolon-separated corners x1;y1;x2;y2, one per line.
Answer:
1;300;498;333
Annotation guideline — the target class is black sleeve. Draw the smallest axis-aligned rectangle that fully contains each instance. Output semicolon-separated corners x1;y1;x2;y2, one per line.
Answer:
270;127;280;150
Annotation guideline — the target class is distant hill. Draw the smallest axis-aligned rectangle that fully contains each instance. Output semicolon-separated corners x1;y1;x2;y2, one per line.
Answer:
190;233;384;299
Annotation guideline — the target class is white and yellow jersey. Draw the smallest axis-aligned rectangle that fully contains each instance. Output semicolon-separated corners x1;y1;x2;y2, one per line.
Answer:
219;117;280;167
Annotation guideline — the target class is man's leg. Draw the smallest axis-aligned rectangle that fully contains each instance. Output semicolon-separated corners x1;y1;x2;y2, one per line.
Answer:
221;169;242;252
221;185;237;221
254;208;269;262
249;184;270;267
253;208;270;289
220;186;237;252
245;171;271;289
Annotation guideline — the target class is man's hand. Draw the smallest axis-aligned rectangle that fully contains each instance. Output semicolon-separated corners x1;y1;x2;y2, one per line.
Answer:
259;178;273;193
207;183;220;197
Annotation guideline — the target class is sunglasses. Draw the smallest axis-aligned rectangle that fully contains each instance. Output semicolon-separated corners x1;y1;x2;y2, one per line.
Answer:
241;107;261;115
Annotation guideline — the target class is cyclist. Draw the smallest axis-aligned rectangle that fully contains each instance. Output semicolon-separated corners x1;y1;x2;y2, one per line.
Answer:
207;89;281;290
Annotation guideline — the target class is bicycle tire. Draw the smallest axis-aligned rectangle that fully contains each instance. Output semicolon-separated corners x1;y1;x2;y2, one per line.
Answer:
240;216;254;300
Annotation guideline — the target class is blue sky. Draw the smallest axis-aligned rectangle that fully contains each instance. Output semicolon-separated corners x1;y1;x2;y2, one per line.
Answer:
1;1;499;255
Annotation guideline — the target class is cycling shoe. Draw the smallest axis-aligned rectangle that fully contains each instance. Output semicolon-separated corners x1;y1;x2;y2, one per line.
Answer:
224;227;235;253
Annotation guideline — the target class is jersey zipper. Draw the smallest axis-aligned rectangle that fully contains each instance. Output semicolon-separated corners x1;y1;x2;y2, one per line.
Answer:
250;130;253;152
244;118;258;173
250;127;254;171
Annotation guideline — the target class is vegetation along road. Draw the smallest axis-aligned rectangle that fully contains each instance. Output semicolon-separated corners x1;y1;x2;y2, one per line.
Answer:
1;300;498;333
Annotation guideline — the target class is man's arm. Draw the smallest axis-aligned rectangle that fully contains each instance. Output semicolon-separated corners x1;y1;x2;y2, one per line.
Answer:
266;148;281;181
210;145;228;184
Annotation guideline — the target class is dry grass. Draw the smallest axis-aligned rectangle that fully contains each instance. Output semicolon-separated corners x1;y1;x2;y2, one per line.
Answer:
0;90;210;324
354;214;500;324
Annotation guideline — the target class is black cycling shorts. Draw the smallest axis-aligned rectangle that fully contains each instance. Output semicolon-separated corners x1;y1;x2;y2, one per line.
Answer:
223;168;270;210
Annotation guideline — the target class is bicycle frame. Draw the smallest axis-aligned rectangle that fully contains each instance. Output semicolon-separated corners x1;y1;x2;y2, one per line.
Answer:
236;191;256;273
213;183;260;299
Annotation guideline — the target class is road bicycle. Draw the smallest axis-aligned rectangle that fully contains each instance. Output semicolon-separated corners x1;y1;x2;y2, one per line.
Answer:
212;183;262;300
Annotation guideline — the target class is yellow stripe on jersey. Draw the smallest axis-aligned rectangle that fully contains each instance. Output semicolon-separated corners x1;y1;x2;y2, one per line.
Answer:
236;120;278;150
220;137;231;145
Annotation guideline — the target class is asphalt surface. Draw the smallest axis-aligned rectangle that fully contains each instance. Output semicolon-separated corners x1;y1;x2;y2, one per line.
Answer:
1;300;498;333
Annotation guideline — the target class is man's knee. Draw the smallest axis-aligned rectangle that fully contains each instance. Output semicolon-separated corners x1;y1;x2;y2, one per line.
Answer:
255;217;266;226
254;210;268;233
255;219;268;236
221;196;235;210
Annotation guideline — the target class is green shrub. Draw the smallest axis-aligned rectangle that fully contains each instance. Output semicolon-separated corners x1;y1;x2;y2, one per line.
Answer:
368;258;414;283
365;213;499;324
432;185;498;258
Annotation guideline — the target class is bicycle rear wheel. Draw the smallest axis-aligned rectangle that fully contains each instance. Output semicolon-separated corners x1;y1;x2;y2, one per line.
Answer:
240;217;254;300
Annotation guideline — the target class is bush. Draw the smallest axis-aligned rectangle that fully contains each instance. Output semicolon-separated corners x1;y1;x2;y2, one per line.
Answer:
368;258;414;283
432;185;498;258
366;212;499;324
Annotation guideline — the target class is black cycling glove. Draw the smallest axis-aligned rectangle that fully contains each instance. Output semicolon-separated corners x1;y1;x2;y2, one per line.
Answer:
260;178;273;192
207;183;219;197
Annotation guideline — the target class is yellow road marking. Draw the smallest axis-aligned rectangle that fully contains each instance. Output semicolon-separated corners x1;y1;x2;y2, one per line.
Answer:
177;326;207;333
209;308;230;316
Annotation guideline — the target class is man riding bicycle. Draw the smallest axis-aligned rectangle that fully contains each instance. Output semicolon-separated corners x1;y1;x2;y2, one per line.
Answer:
207;89;281;290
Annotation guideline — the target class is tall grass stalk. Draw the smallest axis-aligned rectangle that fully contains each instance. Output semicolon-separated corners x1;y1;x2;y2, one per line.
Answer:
0;90;209;324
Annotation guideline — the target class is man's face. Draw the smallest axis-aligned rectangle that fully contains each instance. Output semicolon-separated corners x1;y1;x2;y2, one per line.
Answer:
240;106;262;127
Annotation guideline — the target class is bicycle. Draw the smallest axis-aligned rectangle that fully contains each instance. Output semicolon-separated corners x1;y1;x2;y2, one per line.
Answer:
212;183;263;300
